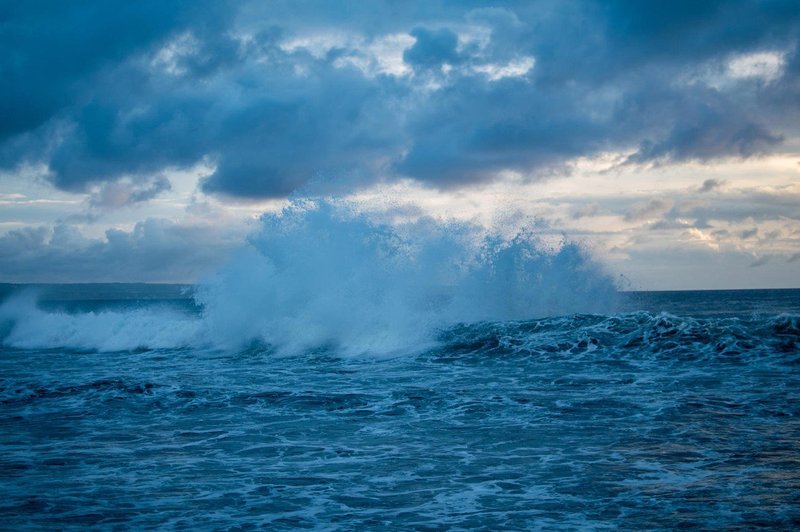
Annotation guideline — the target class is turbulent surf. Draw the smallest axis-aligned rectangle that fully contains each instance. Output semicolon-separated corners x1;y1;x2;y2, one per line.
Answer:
0;203;798;529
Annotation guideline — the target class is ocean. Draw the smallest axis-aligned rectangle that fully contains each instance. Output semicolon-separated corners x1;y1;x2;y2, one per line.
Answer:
0;283;798;529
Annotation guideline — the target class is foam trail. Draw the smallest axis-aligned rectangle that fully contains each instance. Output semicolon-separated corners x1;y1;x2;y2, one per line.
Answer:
0;200;618;353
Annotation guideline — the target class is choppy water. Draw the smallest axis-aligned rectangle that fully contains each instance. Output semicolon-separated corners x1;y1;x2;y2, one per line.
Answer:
1;285;798;529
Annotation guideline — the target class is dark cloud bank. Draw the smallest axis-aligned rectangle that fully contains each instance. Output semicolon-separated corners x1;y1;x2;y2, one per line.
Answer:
2;0;799;199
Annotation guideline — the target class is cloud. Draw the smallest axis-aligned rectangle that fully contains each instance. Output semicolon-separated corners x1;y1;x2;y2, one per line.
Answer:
1;1;799;199
677;188;800;222
749;254;771;267
728;51;787;82
624;198;673;222
618;244;799;289
404;27;461;70
0;220;237;283
89;176;172;209
625;103;783;165
698;178;725;193
739;227;759;239
648;219;692;231
571;202;600;219
0;1;231;142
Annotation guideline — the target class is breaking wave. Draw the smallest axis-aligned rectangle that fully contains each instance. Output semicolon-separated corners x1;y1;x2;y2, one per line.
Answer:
0;200;618;354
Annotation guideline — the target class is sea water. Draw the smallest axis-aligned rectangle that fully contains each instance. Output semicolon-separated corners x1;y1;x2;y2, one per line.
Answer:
1;204;798;529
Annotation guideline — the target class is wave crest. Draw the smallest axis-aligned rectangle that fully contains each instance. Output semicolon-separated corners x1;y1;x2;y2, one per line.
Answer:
1;200;618;354
195;201;617;354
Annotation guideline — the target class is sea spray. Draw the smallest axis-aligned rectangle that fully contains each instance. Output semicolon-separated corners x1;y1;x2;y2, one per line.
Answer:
195;200;617;354
0;200;618;353
0;290;201;351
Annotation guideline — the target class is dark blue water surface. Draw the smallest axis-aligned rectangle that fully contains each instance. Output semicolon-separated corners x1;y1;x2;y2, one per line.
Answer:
1;285;799;529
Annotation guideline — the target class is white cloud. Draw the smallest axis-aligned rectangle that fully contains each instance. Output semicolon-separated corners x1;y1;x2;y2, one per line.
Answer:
279;31;351;58
727;51;786;82
151;32;201;76
679;49;788;90
472;56;534;81
282;31;415;77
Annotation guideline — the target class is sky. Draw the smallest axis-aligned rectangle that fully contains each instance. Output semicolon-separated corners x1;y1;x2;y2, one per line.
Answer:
1;0;799;290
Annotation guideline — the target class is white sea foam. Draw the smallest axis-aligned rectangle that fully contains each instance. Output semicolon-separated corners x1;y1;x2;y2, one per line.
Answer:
0;200;618;354
0;291;202;352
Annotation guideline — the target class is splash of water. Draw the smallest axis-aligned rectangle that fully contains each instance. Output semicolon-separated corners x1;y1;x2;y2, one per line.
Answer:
0;290;201;352
197;201;617;353
0;200;618;353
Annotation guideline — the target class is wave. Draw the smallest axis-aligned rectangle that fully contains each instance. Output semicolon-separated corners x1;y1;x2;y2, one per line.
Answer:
436;311;799;362
0;200;619;353
0;291;202;352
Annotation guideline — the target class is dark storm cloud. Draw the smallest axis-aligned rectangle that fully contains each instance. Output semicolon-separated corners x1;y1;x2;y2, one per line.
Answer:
0;0;231;142
2;0;799;199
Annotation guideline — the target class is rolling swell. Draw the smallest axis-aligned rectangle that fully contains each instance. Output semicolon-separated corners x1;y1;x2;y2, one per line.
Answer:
437;311;800;362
